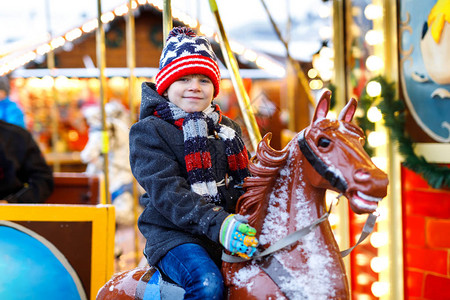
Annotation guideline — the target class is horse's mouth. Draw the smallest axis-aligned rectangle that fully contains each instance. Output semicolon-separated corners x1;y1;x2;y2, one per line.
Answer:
350;191;382;212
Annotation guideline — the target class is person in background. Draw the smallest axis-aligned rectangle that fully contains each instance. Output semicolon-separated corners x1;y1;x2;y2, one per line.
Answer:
0;120;54;203
0;76;25;128
129;27;258;299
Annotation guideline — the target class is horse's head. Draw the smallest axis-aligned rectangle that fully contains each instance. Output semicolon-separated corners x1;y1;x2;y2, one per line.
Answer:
298;91;388;214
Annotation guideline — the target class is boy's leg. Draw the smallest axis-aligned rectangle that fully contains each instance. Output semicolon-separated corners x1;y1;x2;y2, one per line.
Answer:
157;243;224;300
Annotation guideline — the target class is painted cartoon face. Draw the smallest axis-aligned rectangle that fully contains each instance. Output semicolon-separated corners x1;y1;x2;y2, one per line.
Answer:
164;74;214;113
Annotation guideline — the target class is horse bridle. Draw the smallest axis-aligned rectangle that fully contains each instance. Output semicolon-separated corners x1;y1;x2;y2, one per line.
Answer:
297;129;348;192
222;130;378;263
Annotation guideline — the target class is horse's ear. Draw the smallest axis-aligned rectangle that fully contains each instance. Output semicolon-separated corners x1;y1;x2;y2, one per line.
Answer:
338;98;357;122
312;90;331;123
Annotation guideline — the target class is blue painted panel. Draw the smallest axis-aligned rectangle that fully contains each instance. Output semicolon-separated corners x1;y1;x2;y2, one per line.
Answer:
0;225;83;300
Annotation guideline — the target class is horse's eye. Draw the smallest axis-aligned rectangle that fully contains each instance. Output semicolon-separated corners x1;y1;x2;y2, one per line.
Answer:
318;137;331;148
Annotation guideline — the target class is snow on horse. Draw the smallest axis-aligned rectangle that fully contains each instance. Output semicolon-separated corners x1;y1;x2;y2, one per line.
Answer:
96;91;389;299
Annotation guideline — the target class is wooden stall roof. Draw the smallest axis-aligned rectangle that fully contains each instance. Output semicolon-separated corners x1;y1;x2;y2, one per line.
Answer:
9;4;283;80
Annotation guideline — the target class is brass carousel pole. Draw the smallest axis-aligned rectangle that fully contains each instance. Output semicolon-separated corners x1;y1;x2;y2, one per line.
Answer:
126;0;141;267
96;0;111;204
208;0;262;151
332;0;352;291
381;1;404;298
44;0;60;172
163;0;173;46
259;0;315;107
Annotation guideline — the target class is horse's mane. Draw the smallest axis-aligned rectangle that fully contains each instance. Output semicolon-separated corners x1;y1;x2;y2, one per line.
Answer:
236;133;289;229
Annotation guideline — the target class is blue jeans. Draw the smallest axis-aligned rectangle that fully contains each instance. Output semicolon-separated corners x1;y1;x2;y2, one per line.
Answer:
157;243;224;300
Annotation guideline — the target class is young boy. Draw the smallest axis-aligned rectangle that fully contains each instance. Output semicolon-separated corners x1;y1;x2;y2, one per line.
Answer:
129;27;259;299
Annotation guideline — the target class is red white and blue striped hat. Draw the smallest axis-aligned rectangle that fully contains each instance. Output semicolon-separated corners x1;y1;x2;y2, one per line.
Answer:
155;27;221;98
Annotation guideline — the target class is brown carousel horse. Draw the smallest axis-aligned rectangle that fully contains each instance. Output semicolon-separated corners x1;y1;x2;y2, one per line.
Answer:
97;91;388;299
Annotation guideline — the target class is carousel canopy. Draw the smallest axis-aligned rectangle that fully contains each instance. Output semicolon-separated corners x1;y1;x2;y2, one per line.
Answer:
0;0;329;74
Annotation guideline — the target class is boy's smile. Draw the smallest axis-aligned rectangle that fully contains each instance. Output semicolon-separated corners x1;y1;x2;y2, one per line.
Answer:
164;74;215;113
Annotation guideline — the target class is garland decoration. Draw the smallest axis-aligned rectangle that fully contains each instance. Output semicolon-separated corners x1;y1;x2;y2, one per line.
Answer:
327;82;337;111
355;85;376;158
105;26;124;49
368;75;450;189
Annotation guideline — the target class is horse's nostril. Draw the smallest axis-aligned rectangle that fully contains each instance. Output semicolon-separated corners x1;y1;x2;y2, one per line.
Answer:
354;169;370;181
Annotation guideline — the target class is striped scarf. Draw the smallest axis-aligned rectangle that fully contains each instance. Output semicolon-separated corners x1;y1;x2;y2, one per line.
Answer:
153;101;250;204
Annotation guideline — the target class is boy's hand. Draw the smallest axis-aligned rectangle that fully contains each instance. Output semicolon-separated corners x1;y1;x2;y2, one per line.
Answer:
219;214;259;259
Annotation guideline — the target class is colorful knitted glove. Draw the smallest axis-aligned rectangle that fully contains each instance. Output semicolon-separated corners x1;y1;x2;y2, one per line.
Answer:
219;214;259;259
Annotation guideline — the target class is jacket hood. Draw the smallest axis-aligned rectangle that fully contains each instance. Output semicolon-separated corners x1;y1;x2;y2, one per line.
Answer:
139;82;168;120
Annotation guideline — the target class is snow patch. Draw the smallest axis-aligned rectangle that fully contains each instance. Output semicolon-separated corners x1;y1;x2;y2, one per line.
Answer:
232;264;260;292
255;141;340;299
259;148;294;245
274;247;337;299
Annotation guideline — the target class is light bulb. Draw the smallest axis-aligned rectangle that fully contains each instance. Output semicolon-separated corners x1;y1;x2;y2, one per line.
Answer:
370;232;388;248
355;253;370;265
41;76;55;89
366;81;382;97
326;111;337;120
318;4;331;18
365;30;384;45
371;157;387;171
55;76;69;91
371;281;389;297
309;79;323;90
357;273;371;285
243;49;257;62
367;106;383;122
370;256;389;273
366;55;384;72
364;4;383;20
308;68;319;79
368;131;387;147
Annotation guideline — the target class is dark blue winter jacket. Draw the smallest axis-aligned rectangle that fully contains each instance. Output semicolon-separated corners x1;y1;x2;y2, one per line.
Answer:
129;82;246;266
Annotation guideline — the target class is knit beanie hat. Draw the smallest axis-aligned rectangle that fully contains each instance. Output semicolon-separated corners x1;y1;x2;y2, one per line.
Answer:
155;27;221;98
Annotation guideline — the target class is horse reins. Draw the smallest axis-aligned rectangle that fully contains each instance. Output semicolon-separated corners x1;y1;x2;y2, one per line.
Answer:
221;130;378;263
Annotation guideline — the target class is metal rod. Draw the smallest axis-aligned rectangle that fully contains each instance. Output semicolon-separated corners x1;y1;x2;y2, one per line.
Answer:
332;0;351;291
332;0;349;108
208;0;262;151
163;0;173;47
382;0;404;298
126;0;141;267
259;0;315;108
44;0;60;172
96;0;111;204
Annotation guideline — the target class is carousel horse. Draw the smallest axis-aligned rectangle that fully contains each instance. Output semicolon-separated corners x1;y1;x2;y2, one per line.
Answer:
81;101;139;226
96;91;389;299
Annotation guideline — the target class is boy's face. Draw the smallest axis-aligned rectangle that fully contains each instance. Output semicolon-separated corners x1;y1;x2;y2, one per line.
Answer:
164;74;214;113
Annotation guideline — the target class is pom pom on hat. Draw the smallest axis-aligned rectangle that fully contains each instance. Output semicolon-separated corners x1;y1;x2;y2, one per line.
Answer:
155;27;221;98
166;27;196;40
